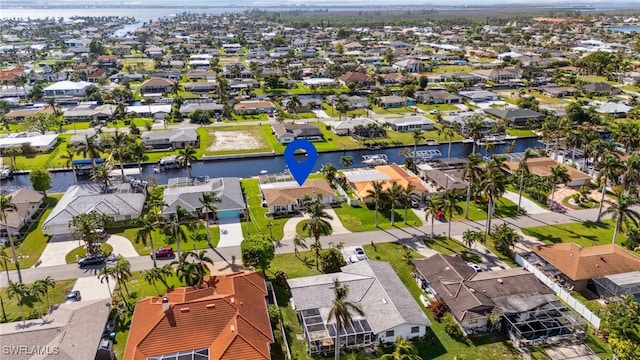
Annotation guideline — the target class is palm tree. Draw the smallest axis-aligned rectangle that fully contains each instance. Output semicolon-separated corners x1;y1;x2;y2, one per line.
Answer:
328;279;364;360
596;155;624;223
464;114;485;154
128;140;147;180
334;95;349;120
177;145;198;178
60;145;78;185
462;153;483;219
602;193;640;244
401;183;417;225
286;95;302;116
482;158;507;234
339;156;353;168
75;134;103;173
91;162;112;188
98;265;117;299
310;241;322;270
440;190;463;239
438;125;456;158
621;154;640;195
321;163;337;183
411;129;425;160
516;148;534;211
0;245;12;284
30;280;48;316
189;249;214;286
161;205;196;259
366;181;387;228
70;211;106;253
135;214;159;268
33;276;55;314
386;182;404;226
302;196;333;246
0;194;21;283
548;165;571;205
114;255;132;298
3;146;21;170
380;336;421;360
199;191;221;246
144;267;164;295
173;251;200;286
7;281;29;324
293;235;308;258
109;129;129;179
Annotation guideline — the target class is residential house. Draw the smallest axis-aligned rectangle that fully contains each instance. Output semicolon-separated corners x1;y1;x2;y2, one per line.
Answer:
271;123;323;144
141;129;200;149
541;86;578;98
530;243;640;291
179;102;223;117
458;90;500;102
0;133;58;153
414;90;462;104
503;157;591;187
418;168;468;194
234;100;276;114
124;272;273;360
330;118;379;136
5;105;54;122
43;81;93;98
592;102;632;117
413;254;553;333
288;260;431;354
441;111;495;135
260;179;335;214
327;95;369;109
139;77;175;95
338;72;375;87
582;82;620;96
0;188;43;238
343;165;427;202
63;104;116;122
379;95;414;109
183;82;217;94
42;183;146;236
472;68;521;83
385;116;435;132
163;177;246;220
0;299;112;360
283;98;322;112
484;108;544;127
392;59;421;73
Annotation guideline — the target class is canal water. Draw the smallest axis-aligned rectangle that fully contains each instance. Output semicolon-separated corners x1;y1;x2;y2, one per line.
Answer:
1;137;541;193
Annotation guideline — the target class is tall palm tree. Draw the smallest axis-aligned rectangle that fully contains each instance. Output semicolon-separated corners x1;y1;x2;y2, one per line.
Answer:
386;182;404;226
516;148;534;211
440;190;463;239
548;165;571;205
310;241;322;270
199;191;221;246
286;95;302;116
128;140;147;180
177;145;197;178
328;279;364;360
135;214;159;268
438;125;456;158
0;245;12;284
321;163;337;183
172;251;200;286
109;129;130;179
302;196;333;246
366;181;387;228
114;255;132;298
98;265;118;299
401;183;417;225
144;267;164;295
161;205;196;259
3;146;21;170
380;336;421;360
596;155;624;223
0;195;21;283
621;154;640;195
334;95;348;120
339;156;353;168
293;235;308;258
60;145;78;185
30;280;47;316
464;114;485;154
91;162;112;188
482;158;507;234
7;281;29;324
35;276;55;313
189;249;214;286
75;134;103;173
602;193;640;244
462;153;483;218
424;197;442;241
411;129;425;160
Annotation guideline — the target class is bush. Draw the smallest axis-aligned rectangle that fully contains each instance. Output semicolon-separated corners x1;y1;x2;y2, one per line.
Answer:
274;271;288;285
428;299;448;320
268;304;282;326
442;313;466;340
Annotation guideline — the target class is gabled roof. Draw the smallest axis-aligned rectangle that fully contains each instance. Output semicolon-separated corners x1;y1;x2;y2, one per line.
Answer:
338;71;375;83
163;177;246;215
141;128;199;143
140;77;175;88
287;260;431;334
531;243;640;281
125;272;273;360
3;188;43;231
261;179;333;207
484;108;543;121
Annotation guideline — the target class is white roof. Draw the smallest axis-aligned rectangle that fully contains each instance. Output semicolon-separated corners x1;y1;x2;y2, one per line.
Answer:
302;78;335;85
44;81;92;91
126;105;172;114
0;134;58;148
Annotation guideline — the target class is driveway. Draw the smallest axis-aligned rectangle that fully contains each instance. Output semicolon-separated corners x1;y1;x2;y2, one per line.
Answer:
70;276;112;301
107;235;139;257
217;217;244;248
281;209;351;242
502;191;550;215
36;235;83;268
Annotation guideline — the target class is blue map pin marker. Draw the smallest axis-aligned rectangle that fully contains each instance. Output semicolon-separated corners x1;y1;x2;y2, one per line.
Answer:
284;139;318;186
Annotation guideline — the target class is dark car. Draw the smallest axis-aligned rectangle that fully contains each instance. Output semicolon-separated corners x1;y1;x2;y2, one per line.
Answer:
65;290;81;303
151;246;174;259
78;254;105;267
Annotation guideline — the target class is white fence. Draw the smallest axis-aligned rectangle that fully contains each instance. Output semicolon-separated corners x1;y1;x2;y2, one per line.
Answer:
516;254;601;329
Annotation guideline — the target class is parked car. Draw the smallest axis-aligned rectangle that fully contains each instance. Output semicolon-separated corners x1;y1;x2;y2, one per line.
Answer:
410;200;419;208
151;246;174;259
348;254;360;264
78;254;105;267
65;290;81;303
354;247;366;261
467;263;483;272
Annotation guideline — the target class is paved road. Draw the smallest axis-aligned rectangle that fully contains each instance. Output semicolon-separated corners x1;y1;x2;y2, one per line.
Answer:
1;207;604;286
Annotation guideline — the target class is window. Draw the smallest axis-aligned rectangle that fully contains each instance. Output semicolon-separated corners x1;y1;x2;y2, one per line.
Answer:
411;326;420;334
385;330;394;338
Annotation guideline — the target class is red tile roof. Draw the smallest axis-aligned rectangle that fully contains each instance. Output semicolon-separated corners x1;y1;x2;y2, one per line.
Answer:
124;271;273;360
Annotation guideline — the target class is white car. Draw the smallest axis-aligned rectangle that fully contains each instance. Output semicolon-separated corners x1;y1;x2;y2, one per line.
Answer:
467;263;483;272
348;254;360;264
354;247;366;261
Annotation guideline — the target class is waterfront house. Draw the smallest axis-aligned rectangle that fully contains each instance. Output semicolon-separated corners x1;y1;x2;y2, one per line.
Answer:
5;106;54;122
271;123;324;144
179;102;223;117
233;100;276;114
441;111;495;135
0;188;43;238
42;184;146;236
385;116;435;132
139;77;175;95
458;90;500;103
141;129;200;150
0;133;58;153
414;90;462;104
62;104;116;122
260;179;335;214
288;260;431;355
124;272;273;360
162;177;246;220
338;71;375;87
592;101;632;117
503;158;591;187
483;108;544;127
379;95;414;109
329;117;379;136
43;81;93;98
342;165;426;202
326;95;369;109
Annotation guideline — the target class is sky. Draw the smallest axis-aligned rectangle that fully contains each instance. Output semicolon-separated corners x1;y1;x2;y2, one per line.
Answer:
11;0;640;6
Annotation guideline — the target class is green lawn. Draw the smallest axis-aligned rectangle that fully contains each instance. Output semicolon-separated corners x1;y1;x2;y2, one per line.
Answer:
0;279;75;323
322;104;368;118
111;221;217;256
230;113;269;122
120;58;156;71
241;178;289;240
333;203;423;232
371;105;415;115
296;220;333;237
506;185;550;210
423;236;482;263
416;104;459;112
454;197;519;221
521;220;632;250
506;128;537;137
64;243;113;264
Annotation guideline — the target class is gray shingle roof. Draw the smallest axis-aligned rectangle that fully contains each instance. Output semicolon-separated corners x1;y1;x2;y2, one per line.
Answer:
163;177;245;215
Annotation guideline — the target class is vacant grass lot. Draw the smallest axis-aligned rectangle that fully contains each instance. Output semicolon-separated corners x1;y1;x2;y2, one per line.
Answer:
522;220;634;251
333;203;423;232
241;178;289;240
0;279;75;323
454;197;519;221
111;222;217;256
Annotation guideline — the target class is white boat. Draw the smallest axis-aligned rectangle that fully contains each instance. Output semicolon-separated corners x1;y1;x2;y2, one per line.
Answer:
476;135;506;146
462;138;474;143
362;154;388;166
0;167;11;180
260;170;268;175
414;149;443;162
158;155;180;170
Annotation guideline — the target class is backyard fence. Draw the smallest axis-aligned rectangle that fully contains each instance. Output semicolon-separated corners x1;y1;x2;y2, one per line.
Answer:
516;254;601;329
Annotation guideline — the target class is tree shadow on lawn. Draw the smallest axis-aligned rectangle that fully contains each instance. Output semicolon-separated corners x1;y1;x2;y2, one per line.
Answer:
521;229;563;244
417;326;449;358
